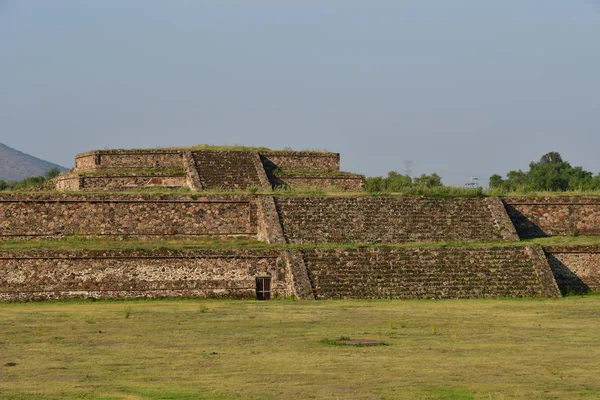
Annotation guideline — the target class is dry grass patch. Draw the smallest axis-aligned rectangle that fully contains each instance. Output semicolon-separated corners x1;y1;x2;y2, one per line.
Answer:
1;297;600;399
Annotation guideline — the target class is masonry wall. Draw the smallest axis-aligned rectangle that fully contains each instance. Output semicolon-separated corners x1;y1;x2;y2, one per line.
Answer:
75;150;184;170
543;245;600;293
275;197;513;244
260;152;340;172
504;197;600;238
301;246;559;299
55;175;81;191
0;194;256;239
0;249;287;300
78;175;186;191
270;174;365;191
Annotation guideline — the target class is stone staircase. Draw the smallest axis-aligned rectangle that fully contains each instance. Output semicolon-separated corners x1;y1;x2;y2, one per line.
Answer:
192;151;268;190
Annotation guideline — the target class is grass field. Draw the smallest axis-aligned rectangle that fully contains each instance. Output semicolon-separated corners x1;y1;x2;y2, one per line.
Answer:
1;297;600;399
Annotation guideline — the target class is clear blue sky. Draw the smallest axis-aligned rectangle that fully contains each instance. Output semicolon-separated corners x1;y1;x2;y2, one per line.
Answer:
1;0;598;185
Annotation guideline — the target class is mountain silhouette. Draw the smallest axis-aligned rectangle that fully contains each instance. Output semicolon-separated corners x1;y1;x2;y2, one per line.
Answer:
0;142;69;181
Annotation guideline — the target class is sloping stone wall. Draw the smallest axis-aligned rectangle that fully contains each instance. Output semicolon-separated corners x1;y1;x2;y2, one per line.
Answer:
0;249;287;300
503;197;600;238
57;174;187;191
301;246;560;299
259;151;340;172
55;174;82;191
71;149;360;192
75;150;184;170
543;245;600;293
275;197;514;244
0;194;256;239
270;174;365;191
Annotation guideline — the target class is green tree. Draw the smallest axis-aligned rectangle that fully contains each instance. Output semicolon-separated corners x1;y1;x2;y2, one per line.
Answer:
489;174;504;189
0;180;6;191
413;173;442;188
491;152;600;192
539;151;563;164
12;176;45;190
384;171;412;191
365;176;384;192
45;167;61;179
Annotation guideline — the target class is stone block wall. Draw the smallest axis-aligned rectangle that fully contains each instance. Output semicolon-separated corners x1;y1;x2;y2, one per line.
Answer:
259;151;340;172
0;194;256;240
504;197;600;238
301;246;560;299
274;197;514;244
69;148;361;192
57;174;187;191
75;150;184;171
543;245;600;293
0;249;287;300
55;175;82;191
270;174;365;191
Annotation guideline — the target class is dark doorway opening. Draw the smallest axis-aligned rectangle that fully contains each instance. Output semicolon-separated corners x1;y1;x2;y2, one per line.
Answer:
256;276;271;300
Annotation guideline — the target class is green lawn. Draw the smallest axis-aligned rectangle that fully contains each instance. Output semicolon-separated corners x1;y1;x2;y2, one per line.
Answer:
1;297;599;399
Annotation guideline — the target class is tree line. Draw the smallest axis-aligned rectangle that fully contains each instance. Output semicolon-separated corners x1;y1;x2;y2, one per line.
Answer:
489;151;600;191
366;172;443;192
0;167;61;191
366;151;600;194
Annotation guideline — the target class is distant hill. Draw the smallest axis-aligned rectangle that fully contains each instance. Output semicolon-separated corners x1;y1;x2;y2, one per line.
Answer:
0;142;69;181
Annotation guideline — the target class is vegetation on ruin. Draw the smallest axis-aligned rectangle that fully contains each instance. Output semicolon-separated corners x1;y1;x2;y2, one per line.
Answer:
1;297;599;399
163;144;333;153
170;144;274;152
3;235;600;252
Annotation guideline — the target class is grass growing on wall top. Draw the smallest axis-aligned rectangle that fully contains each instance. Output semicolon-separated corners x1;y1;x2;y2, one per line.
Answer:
15;183;600;197
4;235;600;252
0;237;270;252
174;144;273;152
1;298;599;399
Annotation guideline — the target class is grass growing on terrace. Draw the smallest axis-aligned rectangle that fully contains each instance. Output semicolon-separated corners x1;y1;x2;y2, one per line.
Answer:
0;297;599;399
0;237;269;252
15;182;600;197
169;144;274;152
4;235;600;252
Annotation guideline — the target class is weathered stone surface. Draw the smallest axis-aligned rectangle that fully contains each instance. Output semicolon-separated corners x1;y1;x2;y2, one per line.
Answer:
543;245;600;293
67;148;361;192
525;246;561;297
275;196;514;244
76;150;184;170
283;250;315;300
255;196;286;244
183;150;202;190
56;174;187;191
260;151;340;172
270;174;365;191
0;194;256;239
0;249;287;300
504;197;600;238
302;246;556;299
485;197;520;241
